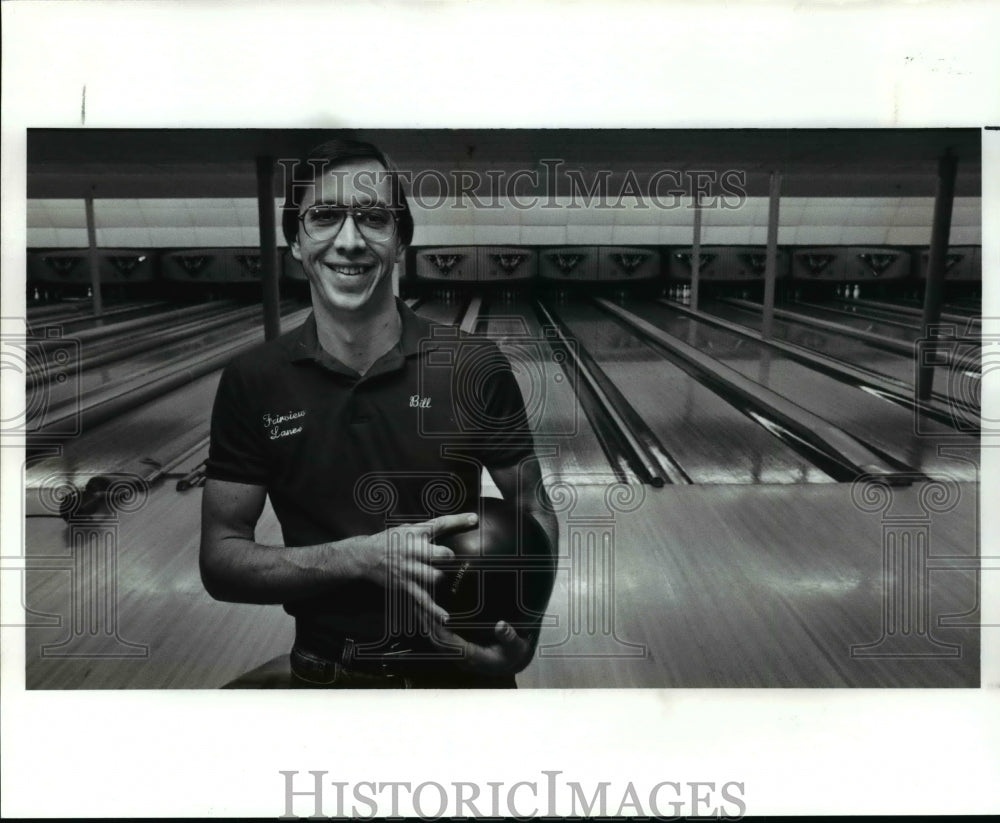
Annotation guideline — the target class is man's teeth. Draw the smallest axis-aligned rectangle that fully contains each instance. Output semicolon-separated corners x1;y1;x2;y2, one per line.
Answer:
329;264;370;276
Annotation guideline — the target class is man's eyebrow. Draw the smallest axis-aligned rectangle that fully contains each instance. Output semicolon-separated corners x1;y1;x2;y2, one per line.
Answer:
311;196;386;207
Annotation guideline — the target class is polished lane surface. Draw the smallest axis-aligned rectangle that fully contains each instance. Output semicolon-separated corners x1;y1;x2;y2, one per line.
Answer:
478;298;621;484
624;298;978;481
700;298;980;411
25;306;312;493
41;304;295;409
25;479;978;688
549;299;833;484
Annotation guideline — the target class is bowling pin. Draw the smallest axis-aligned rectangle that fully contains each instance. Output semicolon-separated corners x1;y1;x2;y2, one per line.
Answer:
87;286;93;298
33;287;40;301
853;284;860;299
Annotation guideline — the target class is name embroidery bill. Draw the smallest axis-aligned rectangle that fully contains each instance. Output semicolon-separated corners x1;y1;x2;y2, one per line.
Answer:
409;395;432;409
263;409;306;440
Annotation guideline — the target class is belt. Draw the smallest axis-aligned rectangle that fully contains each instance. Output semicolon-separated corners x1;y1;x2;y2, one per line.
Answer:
290;644;408;688
289;638;517;689
291;634;457;677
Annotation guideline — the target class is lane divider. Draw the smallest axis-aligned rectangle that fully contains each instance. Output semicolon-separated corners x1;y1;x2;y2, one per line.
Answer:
659;298;978;432
536;300;685;486
597;298;911;485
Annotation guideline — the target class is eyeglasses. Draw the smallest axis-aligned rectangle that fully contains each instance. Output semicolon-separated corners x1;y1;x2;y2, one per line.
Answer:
298;205;399;243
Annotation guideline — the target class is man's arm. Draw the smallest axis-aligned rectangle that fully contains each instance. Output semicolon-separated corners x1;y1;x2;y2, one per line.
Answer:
491;456;558;650
200;478;470;622
490;456;558;563
200;478;362;604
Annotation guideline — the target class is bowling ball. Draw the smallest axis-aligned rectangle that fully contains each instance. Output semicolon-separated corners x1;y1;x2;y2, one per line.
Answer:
59;475;112;521
435;497;555;645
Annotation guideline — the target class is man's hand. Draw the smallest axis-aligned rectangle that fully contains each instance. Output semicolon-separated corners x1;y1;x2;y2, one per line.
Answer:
355;512;478;629
431;620;536;676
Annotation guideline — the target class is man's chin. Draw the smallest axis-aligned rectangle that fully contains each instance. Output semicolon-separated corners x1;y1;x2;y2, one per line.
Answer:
317;285;382;314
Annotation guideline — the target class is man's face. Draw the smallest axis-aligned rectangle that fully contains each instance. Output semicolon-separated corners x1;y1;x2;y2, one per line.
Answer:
290;159;405;314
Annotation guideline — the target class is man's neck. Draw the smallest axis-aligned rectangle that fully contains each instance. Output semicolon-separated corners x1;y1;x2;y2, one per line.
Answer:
313;294;402;376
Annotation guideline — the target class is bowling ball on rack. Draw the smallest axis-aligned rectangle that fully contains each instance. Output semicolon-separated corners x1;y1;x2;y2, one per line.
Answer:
434;497;555;645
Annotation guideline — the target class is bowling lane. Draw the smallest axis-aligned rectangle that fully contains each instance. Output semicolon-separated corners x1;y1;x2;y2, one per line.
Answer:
40;304;306;410
849;297;982;328
622;299;977;481
771;298;944;342
550;300;833;484
791;298;929;333
827;297;980;327
894;295;982;317
24;480;293;688
26;307;312;493
28;299;198;334
23;475;979;688
701;298;980;407
476;297;621;483
518;483;978;688
26;370;223;495
26;297;167;323
42;302;271;370
412;295;467;326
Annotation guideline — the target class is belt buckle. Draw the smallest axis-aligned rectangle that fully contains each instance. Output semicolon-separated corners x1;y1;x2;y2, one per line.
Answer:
343;638;411;677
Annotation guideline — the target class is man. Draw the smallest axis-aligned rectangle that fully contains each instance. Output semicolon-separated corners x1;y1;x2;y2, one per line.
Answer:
200;138;558;688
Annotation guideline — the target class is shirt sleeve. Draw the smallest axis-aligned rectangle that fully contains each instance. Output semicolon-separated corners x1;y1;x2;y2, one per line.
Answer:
204;360;270;485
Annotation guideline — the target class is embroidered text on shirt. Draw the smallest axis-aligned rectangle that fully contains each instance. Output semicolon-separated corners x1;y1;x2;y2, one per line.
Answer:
263;409;306;440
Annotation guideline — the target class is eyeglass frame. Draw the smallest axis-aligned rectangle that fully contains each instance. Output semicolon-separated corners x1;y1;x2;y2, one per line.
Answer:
296;204;402;243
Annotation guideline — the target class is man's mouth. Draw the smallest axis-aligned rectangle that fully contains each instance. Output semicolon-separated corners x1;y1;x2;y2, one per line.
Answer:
326;263;375;277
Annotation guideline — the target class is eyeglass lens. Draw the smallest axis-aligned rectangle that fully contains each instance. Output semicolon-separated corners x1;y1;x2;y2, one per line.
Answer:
302;206;396;241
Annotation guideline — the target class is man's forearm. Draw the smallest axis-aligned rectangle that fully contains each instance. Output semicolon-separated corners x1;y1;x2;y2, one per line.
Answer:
200;534;370;605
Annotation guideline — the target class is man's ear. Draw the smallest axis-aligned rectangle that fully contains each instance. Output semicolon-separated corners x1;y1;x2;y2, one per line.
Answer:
290;237;302;261
395;243;407;263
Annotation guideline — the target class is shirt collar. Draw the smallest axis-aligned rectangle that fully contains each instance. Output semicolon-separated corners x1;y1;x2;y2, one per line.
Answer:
285;298;444;373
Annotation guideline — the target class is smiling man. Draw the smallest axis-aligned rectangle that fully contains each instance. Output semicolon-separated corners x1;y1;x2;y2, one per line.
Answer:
199;138;558;688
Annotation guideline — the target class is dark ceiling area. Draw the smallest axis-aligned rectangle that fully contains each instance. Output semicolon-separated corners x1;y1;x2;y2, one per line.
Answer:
26;128;983;199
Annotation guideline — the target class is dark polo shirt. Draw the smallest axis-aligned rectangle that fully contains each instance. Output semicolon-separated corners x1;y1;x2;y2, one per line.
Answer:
206;299;534;647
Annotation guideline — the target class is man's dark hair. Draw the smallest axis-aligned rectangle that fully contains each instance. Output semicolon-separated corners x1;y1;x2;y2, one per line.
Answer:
280;138;414;248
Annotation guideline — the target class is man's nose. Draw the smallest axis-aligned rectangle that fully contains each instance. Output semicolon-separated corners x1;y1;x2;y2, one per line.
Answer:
334;214;367;253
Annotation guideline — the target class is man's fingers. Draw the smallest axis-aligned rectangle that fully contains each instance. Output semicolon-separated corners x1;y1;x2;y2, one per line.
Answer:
405;582;450;627
494;619;519;644
423;512;478;541
428;543;455;564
